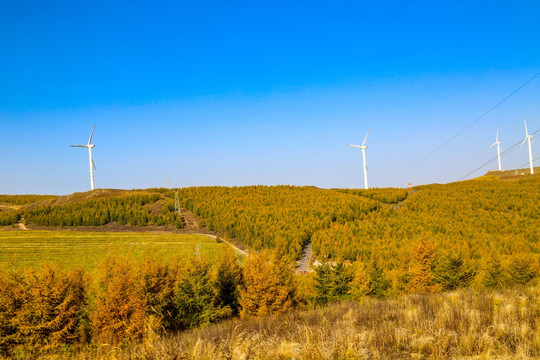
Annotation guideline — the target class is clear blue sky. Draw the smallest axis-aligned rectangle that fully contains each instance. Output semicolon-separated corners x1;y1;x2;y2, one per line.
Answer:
1;1;539;194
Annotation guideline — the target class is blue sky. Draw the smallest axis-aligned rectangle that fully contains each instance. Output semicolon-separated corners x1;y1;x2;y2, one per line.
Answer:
1;1;539;194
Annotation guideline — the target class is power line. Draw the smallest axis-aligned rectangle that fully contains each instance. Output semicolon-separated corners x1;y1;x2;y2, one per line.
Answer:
385;72;540;186
457;129;539;181
518;156;540;170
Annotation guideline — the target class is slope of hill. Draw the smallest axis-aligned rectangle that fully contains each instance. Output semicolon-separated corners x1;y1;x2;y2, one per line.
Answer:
0;189;184;228
72;288;540;360
478;166;540;180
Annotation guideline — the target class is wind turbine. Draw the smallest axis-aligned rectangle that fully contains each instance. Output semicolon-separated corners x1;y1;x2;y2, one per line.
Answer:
71;124;96;190
519;117;535;175
347;129;371;189
489;129;502;171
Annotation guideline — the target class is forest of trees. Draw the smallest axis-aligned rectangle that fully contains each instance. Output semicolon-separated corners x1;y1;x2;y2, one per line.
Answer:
335;187;409;203
25;194;184;228
172;179;538;275
0;193;184;228
176;185;380;258
0;210;20;226
0;194;56;205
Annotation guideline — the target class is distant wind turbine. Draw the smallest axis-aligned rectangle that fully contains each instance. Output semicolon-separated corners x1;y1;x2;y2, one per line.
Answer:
489;129;502;171
71;124;96;190
347;129;371;189
519;117;535;175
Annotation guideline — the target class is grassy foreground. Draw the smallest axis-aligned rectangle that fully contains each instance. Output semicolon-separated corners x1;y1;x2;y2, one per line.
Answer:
0;230;225;270
71;288;540;360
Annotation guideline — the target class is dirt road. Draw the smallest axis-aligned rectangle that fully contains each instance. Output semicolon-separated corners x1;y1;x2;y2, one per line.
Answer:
296;242;312;273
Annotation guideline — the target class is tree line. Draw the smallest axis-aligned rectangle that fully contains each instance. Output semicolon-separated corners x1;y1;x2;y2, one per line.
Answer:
1;242;537;358
0;194;56;205
19;194;184;228
176;185;380;259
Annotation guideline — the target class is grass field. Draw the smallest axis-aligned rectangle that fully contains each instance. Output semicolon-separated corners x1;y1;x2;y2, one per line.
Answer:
0;230;226;270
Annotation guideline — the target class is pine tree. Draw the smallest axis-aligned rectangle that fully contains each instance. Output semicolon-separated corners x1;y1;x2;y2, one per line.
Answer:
211;248;243;316
482;254;505;288
140;258;179;332
175;256;231;330
433;252;477;291
507;253;538;286
366;257;390;298
313;260;334;304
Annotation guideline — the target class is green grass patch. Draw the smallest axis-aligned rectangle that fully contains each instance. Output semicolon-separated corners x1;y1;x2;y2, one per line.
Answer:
0;230;225;271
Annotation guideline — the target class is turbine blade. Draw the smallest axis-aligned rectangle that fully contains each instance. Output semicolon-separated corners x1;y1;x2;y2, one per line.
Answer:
347;144;362;148
92;159;96;170
519;138;527;150
88;124;96;145
489;142;496;148
70;145;87;147
362;129;371;146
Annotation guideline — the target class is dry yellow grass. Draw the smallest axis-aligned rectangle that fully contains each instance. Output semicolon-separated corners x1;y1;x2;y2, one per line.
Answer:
64;287;539;360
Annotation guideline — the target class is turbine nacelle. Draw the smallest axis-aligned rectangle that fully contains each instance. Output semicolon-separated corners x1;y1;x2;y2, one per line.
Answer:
347;144;367;150
70;144;95;148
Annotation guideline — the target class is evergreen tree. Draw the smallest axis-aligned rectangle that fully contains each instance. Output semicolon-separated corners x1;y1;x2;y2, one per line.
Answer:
433;252;477;291
175;256;231;329
140;258;179;332
482;254;505;288
366;258;390;298
211;248;243;316
507;254;538;285
313;259;334;304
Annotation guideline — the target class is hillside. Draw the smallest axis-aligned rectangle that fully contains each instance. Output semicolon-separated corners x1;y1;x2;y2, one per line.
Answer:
477;166;540;180
2;175;539;285
0;189;184;229
174;177;539;284
71;288;540;360
0;177;539;358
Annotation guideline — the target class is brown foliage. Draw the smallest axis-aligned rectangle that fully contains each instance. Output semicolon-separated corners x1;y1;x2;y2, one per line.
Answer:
0;265;87;357
240;251;296;317
408;240;441;293
91;257;147;345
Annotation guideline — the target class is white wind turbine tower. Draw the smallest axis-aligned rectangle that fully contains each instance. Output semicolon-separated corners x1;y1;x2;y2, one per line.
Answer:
71;124;96;190
489;129;502;171
520;117;535;175
347;129;371;189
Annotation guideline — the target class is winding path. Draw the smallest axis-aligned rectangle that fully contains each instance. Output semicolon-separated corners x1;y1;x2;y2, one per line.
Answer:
296;242;312;274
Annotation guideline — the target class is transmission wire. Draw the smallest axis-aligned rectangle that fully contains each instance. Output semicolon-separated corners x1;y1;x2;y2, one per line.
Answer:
385;72;540;186
457;129;539;181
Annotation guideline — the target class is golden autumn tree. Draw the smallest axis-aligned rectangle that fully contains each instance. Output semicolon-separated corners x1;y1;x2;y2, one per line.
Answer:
239;250;296;317
0;266;87;357
408;240;440;293
349;260;370;299
139;257;179;333
92;256;147;345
